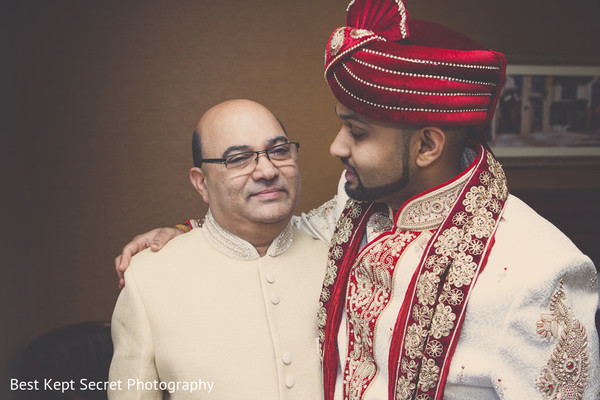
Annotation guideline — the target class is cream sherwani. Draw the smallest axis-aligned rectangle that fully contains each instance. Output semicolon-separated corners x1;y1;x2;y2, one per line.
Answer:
295;173;600;400
109;212;327;399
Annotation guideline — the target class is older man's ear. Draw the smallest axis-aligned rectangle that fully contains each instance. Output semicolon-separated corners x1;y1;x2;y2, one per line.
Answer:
190;167;210;203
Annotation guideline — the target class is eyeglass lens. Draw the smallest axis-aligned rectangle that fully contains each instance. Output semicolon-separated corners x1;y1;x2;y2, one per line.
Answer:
225;143;298;170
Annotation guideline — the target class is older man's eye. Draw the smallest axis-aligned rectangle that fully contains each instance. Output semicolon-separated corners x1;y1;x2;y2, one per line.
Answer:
226;153;253;167
269;145;291;159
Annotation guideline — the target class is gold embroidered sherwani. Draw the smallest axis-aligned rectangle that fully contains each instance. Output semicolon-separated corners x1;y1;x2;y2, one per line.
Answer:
296;172;600;400
109;212;327;399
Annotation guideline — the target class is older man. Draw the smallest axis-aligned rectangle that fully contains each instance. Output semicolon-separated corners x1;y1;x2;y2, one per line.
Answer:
115;1;600;399
108;99;327;399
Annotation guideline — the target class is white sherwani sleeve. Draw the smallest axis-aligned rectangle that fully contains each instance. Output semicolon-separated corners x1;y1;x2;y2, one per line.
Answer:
446;195;600;399
490;264;599;399
292;172;348;245
109;268;161;400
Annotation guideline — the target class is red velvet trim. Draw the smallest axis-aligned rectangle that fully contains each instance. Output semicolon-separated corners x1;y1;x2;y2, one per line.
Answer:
322;202;379;400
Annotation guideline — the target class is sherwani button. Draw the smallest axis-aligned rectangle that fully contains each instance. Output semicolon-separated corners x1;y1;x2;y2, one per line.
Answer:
266;271;276;283
285;375;295;388
270;293;281;305
282;352;293;365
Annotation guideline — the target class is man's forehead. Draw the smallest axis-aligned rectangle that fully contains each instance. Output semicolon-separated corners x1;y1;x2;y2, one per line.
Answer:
201;114;285;148
203;132;288;159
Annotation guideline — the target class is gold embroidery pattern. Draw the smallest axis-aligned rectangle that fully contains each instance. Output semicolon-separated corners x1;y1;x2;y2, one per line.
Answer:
323;259;338;286
331;245;344;260
486;152;508;201
412;304;433;327
203;210;294;259
329;27;346;57
398;173;470;231
536;282;589;400
317;200;364;345
366;210;394;240
405;323;427;359
350;28;374;39
429;303;456;339
395;149;508;400
416;271;440;306
272;221;294;255
334;216;354;245
447;253;477;288
417;358;440;392
344;232;419;400
396;375;416;400
425;340;443;358
305;196;337;220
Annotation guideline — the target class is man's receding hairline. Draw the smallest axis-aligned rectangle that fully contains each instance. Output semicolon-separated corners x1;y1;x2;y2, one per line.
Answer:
192;102;288;168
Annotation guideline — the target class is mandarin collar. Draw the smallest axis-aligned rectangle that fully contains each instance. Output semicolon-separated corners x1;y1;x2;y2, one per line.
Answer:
394;152;477;232
365;148;477;237
203;210;294;260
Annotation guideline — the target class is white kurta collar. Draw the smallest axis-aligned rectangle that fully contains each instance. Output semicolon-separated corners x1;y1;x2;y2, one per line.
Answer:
203;210;294;260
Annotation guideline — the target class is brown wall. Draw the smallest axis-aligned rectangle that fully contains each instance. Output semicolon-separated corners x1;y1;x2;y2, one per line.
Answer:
3;0;600;396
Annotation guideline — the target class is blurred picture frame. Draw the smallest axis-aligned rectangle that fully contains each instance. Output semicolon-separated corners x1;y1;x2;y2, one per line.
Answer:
488;65;600;166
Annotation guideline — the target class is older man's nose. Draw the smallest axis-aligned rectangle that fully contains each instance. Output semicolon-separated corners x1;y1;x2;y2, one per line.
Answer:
252;153;279;180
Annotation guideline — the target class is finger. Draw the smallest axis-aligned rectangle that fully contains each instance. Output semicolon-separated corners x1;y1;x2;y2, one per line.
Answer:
114;254;122;273
149;228;180;251
114;255;125;280
119;250;133;272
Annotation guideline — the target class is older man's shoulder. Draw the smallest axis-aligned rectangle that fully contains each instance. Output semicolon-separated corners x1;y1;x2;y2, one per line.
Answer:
127;228;207;275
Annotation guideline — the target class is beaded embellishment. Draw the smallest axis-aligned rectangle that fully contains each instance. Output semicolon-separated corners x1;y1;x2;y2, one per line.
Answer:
536;281;589;400
203;210;294;260
330;28;346;57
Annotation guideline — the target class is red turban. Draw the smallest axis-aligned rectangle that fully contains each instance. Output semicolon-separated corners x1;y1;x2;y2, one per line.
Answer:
325;0;506;127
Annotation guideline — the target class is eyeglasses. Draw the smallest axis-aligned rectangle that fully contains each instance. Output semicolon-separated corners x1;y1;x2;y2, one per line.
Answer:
201;142;300;171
